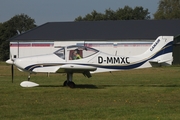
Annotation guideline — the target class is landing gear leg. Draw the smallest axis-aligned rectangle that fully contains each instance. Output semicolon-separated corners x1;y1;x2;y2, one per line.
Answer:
28;73;31;81
63;73;75;88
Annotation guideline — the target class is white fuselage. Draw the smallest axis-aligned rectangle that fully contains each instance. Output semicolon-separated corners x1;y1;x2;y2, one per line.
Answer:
12;36;173;74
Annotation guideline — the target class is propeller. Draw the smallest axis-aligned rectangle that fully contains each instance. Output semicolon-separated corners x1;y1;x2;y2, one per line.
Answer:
10;53;14;83
6;53;15;83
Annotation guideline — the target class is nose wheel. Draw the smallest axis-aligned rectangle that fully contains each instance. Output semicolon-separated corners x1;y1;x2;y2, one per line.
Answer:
63;73;76;88
28;73;31;81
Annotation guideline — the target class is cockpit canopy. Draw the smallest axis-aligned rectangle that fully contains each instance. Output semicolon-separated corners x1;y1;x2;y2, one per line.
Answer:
54;45;99;60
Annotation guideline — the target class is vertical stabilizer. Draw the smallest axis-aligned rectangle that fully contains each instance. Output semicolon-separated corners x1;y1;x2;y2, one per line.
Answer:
145;36;174;65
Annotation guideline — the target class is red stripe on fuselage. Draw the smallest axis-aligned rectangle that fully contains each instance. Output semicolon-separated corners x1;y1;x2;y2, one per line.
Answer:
10;43;53;47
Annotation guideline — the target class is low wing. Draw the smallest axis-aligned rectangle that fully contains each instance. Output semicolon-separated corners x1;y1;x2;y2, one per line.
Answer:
56;64;97;78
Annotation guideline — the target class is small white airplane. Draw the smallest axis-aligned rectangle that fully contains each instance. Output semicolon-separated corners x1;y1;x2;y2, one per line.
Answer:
6;36;173;88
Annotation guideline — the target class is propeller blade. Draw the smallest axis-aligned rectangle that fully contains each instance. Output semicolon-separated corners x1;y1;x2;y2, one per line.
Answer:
10;52;15;83
11;64;14;83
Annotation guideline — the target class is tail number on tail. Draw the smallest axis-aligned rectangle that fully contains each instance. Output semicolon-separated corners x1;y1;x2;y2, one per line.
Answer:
98;56;130;64
150;39;160;51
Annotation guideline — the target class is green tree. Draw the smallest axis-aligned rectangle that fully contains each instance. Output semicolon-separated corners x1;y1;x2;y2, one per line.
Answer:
133;6;150;20
154;0;180;19
75;10;104;21
0;22;17;61
116;6;134;20
0;14;36;61
75;6;150;21
104;8;116;20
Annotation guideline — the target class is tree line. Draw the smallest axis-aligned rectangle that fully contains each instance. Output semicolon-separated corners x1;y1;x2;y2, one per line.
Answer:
0;14;36;61
0;0;180;61
75;6;150;21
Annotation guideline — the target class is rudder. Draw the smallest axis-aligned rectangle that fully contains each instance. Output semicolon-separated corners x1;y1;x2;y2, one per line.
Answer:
147;36;174;66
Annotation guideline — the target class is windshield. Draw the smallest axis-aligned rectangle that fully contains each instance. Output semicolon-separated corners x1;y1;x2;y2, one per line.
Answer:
54;47;65;59
67;46;99;60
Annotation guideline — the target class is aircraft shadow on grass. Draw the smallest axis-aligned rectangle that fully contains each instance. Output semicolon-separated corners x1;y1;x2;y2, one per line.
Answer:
38;84;99;89
37;84;180;89
122;84;180;87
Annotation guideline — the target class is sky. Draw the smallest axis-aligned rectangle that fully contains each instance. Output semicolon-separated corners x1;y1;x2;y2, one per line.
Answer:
0;0;159;25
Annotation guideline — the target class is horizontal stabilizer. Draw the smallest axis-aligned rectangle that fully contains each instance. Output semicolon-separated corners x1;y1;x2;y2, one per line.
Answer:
149;59;172;64
149;59;159;63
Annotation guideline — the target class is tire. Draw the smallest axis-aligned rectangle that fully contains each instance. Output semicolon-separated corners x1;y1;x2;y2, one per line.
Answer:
63;80;68;86
67;81;75;88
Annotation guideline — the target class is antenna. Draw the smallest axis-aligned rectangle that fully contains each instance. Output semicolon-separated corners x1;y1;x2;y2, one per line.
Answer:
115;51;117;56
16;30;20;35
16;30;20;58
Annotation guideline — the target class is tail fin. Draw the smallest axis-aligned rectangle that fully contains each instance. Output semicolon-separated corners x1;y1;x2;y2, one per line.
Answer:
141;36;174;66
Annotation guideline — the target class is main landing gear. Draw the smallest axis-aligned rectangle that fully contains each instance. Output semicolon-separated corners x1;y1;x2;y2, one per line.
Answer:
63;73;76;88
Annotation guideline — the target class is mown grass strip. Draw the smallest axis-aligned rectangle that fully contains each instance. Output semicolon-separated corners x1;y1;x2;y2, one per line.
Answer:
0;62;180;119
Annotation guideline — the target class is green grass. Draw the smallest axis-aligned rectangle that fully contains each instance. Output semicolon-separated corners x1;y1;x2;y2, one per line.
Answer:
1;62;180;119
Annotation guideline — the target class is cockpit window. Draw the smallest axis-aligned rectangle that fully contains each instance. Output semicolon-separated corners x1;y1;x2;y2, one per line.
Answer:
54;46;99;60
68;46;99;60
54;47;65;59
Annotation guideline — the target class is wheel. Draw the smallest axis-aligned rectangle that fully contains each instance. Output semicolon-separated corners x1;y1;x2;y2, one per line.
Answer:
63;80;68;86
67;81;75;88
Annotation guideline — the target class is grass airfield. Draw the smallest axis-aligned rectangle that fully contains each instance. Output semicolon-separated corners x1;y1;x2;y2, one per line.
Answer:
1;62;180;120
